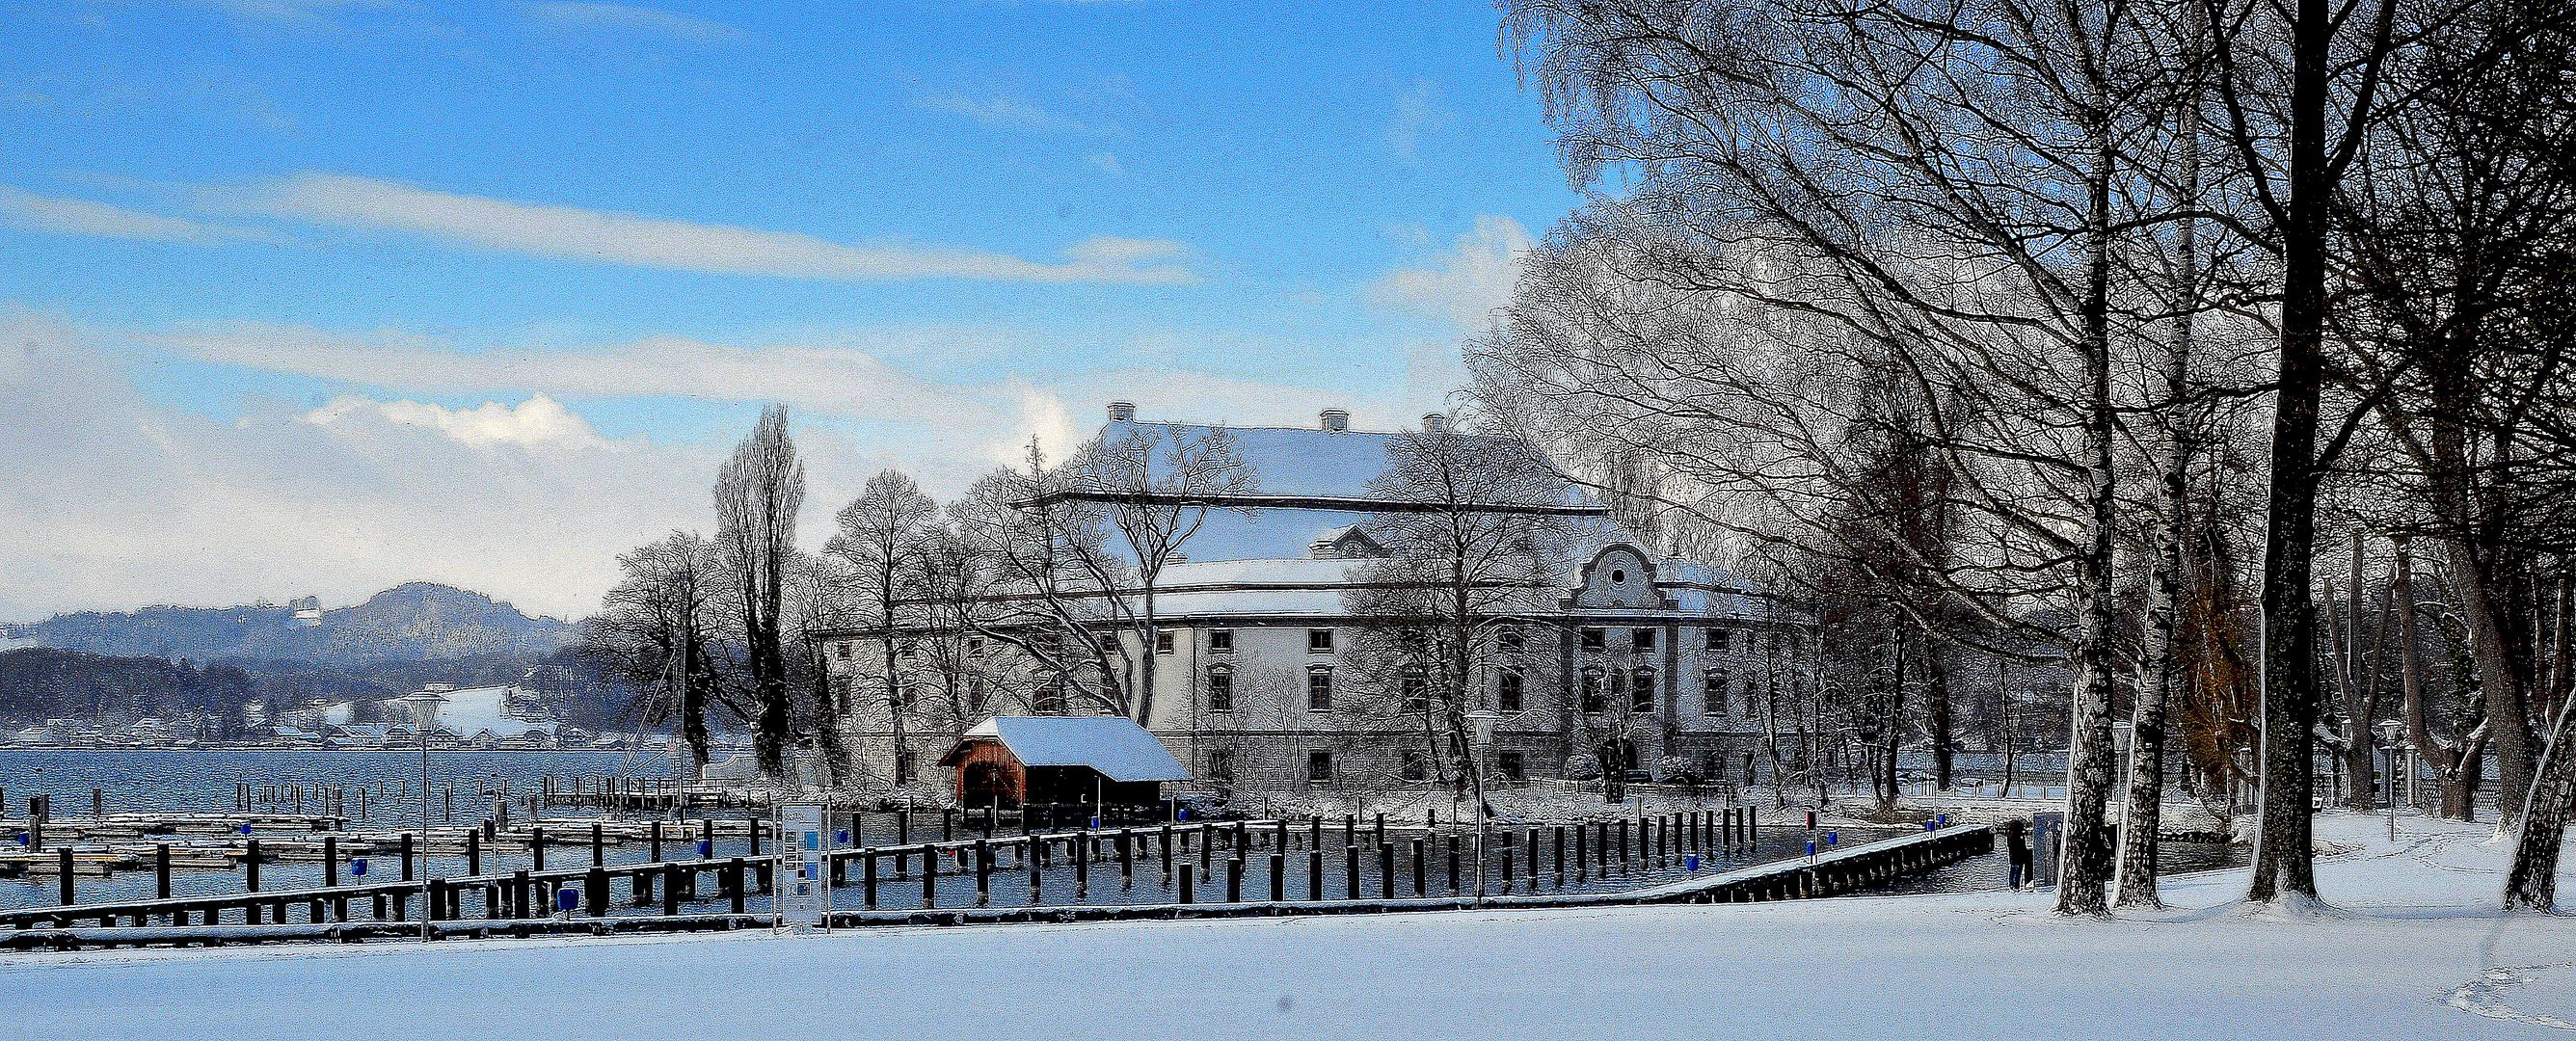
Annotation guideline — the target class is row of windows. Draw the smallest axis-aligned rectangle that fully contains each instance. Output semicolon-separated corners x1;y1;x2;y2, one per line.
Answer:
1146;627;1785;656
1197;663;1753;717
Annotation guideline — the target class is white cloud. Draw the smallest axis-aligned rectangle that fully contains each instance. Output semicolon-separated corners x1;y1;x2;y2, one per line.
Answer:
518;2;739;40
161;324;1008;424
918;92;1099;135
0;310;712;621
0;187;282;245
1085;152;1125;175
1365;215;1534;332
3;312;1457;620
231;174;1194;283
306;393;606;450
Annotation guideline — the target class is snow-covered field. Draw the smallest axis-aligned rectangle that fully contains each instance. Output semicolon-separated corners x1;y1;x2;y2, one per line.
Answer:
2;813;2569;1040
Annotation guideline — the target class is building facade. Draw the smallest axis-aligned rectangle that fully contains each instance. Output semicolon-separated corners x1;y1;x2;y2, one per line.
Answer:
815;404;1811;793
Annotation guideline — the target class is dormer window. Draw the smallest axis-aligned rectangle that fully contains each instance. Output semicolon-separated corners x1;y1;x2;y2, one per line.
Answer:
1309;628;1335;654
1209;629;1234;654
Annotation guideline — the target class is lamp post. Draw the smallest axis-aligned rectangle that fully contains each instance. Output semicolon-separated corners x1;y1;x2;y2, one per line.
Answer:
394;688;445;940
1463;709;1498;902
2374;719;2403;842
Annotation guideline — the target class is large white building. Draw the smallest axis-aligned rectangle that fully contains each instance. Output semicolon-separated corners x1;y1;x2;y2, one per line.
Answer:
817;403;1811;793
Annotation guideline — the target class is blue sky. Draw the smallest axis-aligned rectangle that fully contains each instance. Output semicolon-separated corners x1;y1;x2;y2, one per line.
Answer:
0;1;1579;620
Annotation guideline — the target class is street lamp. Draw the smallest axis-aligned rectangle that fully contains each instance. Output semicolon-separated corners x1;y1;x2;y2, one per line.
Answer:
1463;709;1498;902
393;688;445;939
2374;719;2403;841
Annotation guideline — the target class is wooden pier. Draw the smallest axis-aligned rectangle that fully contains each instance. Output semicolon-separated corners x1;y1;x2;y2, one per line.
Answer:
0;806;1996;950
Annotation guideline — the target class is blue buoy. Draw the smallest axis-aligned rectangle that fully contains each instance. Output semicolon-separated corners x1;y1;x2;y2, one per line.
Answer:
555;888;580;912
1089;816;1101;829
1805;840;1816;857
1684;854;1702;871
13;831;24;845
1177;808;1189;822
350;857;368;877
1826;832;1838;845
835;830;849;844
239;823;253;835
697;839;712;857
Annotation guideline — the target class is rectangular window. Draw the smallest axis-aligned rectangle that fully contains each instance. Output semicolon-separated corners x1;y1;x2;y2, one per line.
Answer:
1308;628;1335;654
1704;668;1730;717
1495;624;1523;652
1496;669;1523;713
1208;628;1234;654
1580;627;1605;653
1155;630;1174;654
1206;669;1234;712
966;636;984;654
1498;751;1525;781
1705;627;1729;652
835;642;853;660
1307;750;1334;783
1633;627;1657;653
1402;673;1428;713
1400;749;1431;782
1209;750;1235;782
1580;670;1604;714
1632;669;1657;714
1307;669;1333;711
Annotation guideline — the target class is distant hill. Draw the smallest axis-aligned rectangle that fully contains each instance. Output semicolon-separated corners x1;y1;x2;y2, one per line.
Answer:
2;583;577;668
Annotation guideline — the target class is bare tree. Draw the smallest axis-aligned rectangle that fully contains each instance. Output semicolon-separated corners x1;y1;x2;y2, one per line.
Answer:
715;405;805;777
825;469;941;786
583;531;724;770
1055;423;1257;724
1342;419;1578;835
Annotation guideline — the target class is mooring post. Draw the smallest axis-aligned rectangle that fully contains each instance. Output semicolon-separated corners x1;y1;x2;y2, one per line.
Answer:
863;850;880;910
1378;841;1394;899
1447;834;1461;894
592;822;605;867
586;868;608;918
661;863;682;917
727;857;747;915
975;839;992;907
922;843;938;909
1411;837;1427;896
1269;850;1285;901
467;829;482;876
58;846;74;907
1306;847;1323;901
650;819;662;862
1176;860;1194;903
512;868;532;919
1554;826;1567;886
156;842;173;900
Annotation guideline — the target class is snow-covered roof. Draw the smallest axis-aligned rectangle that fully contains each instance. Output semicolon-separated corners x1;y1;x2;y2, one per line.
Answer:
945;715;1192;783
418;684;554;739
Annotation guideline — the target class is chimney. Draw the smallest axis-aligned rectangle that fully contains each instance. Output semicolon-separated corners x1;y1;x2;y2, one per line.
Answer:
1319;409;1351;433
1422;414;1448;433
1107;401;1137;423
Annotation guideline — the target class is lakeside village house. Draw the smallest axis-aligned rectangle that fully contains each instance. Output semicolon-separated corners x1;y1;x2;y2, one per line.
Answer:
814;404;1813;798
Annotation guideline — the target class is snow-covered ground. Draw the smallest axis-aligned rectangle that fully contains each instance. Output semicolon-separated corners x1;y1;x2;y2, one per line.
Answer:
2;813;2569;1040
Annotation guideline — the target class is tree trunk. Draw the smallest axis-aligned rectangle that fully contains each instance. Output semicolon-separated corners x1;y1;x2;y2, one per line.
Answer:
2247;0;2329;907
2055;102;2121;919
2444;535;2536;828
2504;688;2576;910
1927;641;1952;790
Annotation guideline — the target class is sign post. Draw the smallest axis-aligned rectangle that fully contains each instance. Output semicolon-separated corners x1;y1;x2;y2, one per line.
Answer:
778;803;827;930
